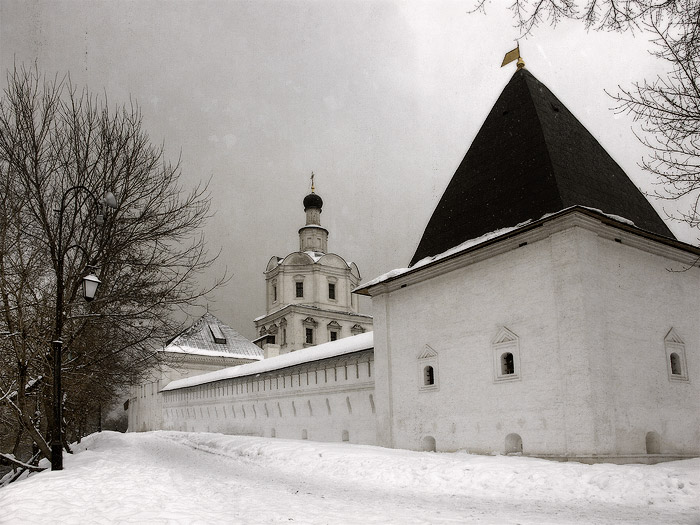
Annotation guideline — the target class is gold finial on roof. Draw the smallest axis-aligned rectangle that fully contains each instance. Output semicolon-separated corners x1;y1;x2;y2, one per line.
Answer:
311;171;315;193
501;43;525;70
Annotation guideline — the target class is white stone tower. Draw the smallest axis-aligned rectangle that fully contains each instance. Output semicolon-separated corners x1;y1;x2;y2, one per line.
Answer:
254;176;373;355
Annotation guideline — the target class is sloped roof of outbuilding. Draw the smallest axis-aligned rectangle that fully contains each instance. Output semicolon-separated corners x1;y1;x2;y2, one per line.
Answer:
165;313;263;360
410;68;674;266
162;331;374;391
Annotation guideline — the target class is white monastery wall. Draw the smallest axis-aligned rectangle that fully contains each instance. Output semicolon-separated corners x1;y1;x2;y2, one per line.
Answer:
592;232;700;455
374;229;567;455
161;350;376;444
372;219;699;459
129;357;250;433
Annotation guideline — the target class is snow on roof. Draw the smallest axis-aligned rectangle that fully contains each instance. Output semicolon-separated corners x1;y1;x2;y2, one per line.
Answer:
356;207;638;291
165;313;263;361
356;222;527;290
304;250;325;262
162;331;374;391
166;344;260;359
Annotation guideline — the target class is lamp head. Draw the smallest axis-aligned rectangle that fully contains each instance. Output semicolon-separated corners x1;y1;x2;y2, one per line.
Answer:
82;273;101;302
103;192;118;210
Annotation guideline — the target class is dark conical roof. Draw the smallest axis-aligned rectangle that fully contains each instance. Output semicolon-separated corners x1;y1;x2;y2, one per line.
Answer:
409;68;674;266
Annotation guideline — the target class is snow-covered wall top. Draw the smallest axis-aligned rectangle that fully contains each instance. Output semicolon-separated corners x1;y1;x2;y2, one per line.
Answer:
162;331;374;391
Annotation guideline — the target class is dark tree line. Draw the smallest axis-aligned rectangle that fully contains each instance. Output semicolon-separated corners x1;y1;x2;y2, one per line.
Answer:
0;65;224;478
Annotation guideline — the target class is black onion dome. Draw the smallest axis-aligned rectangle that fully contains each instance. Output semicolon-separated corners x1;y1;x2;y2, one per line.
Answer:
303;192;323;210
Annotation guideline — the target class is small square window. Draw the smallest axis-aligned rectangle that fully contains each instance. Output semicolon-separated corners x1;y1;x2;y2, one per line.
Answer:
296;282;304;298
328;283;336;300
330;330;338;341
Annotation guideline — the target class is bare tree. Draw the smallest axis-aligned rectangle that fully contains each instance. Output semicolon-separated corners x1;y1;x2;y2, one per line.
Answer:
0;65;225;473
610;6;699;230
472;1;700;236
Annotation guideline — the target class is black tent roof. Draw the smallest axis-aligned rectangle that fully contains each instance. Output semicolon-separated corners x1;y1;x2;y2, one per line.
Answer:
409;68;674;267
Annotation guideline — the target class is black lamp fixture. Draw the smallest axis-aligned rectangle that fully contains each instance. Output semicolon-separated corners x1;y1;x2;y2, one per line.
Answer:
51;186;118;471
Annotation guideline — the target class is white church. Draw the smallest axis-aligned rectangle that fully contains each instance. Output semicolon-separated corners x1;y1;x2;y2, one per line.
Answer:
129;67;699;464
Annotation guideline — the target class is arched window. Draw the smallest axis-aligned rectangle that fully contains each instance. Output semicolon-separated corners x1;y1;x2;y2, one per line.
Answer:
665;329;688;381
417;345;439;391
424;365;435;386
670;353;682;375
501;353;515;375
493;328;520;381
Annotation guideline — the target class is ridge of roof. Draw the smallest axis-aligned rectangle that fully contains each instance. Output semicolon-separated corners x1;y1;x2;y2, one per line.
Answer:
409;68;674;267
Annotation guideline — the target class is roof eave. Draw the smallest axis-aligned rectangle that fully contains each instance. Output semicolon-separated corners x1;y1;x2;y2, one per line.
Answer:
354;207;699;296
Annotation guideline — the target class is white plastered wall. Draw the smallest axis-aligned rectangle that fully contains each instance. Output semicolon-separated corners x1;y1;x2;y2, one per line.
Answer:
372;218;699;458
161;350;377;445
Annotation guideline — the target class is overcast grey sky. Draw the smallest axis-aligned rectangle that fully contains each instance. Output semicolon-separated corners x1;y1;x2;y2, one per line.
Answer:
1;1;689;339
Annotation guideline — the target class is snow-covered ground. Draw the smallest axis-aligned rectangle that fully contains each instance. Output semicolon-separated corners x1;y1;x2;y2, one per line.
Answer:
1;431;698;524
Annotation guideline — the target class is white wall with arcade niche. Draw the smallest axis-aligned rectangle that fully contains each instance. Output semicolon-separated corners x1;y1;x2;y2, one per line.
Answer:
161;341;376;445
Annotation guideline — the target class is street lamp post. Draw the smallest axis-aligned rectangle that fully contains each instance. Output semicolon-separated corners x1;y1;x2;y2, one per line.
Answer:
51;186;117;471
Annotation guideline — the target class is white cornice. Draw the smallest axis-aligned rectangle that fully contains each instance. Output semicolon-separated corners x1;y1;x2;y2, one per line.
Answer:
356;208;699;297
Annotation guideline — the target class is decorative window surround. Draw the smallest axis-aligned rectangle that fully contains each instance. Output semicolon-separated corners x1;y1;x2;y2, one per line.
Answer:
351;323;365;335
492;327;521;382
417;345;439;392
328;320;341;342
665;328;689;382
303;317;317;346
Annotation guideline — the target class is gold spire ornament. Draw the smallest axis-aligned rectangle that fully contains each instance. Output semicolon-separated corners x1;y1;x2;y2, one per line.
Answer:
501;44;525;70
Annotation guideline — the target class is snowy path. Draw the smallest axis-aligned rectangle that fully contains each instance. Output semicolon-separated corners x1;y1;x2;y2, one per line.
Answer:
1;431;698;524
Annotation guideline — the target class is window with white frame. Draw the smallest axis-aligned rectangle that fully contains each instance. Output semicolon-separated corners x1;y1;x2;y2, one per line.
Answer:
328;320;341;342
303;317;317;346
417;345;439;391
665;328;688;381
492;327;520;382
